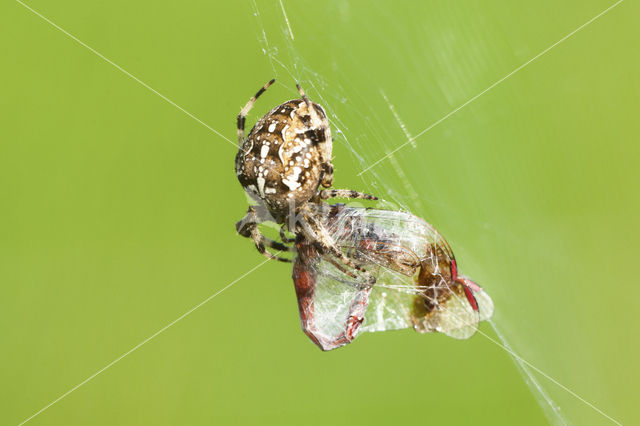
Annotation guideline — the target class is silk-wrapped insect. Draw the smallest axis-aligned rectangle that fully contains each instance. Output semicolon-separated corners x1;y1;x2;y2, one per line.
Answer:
292;204;493;351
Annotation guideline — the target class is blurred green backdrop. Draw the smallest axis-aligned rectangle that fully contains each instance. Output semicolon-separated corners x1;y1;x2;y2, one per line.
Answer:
1;0;637;425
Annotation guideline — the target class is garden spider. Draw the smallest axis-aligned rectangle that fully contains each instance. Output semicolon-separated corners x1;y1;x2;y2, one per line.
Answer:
234;79;377;284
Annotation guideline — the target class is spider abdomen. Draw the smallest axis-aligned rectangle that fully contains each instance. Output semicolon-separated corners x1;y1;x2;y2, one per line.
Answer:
236;98;333;220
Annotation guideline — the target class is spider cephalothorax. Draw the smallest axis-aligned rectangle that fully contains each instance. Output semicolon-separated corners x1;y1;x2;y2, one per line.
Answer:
235;79;333;223
234;80;377;282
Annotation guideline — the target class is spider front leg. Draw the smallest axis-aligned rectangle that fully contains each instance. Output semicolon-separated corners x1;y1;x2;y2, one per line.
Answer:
300;213;376;287
236;206;294;263
319;189;378;201
237;79;275;146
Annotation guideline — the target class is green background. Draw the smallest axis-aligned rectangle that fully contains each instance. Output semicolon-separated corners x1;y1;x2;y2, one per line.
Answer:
1;0;637;425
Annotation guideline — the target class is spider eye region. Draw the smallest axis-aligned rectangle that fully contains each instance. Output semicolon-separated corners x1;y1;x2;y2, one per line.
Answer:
236;99;334;218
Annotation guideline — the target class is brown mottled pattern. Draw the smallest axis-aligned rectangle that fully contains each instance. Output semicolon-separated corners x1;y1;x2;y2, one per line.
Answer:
411;244;454;328
236;83;378;281
236;99;332;221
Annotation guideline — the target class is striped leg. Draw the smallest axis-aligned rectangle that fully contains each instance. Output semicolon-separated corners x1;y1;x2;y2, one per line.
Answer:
249;225;294;263
300;214;376;287
237;79;275;146
236;206;294;263
280;225;295;244
319;189;378;201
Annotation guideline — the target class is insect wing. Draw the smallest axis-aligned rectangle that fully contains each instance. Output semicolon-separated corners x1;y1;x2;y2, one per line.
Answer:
316;205;454;273
292;242;372;350
415;277;495;339
361;270;416;332
459;277;495;322
294;245;414;338
347;209;495;338
295;205;494;347
308;257;368;338
308;206;452;333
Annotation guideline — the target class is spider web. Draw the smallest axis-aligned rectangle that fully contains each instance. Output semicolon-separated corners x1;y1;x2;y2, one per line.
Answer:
244;1;618;424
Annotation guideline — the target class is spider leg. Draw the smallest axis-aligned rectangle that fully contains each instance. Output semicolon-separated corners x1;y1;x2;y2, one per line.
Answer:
237;79;275;147
299;213;376;287
279;225;295;244
322;252;358;279
236;206;294;262
319;189;378;201
251;227;293;263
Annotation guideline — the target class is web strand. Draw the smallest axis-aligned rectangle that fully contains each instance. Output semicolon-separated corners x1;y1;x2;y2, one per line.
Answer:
358;0;625;176
16;256;274;426
16;0;236;148
251;1;624;422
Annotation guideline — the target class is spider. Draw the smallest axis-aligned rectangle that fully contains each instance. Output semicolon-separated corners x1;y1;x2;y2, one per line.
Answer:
235;79;377;283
